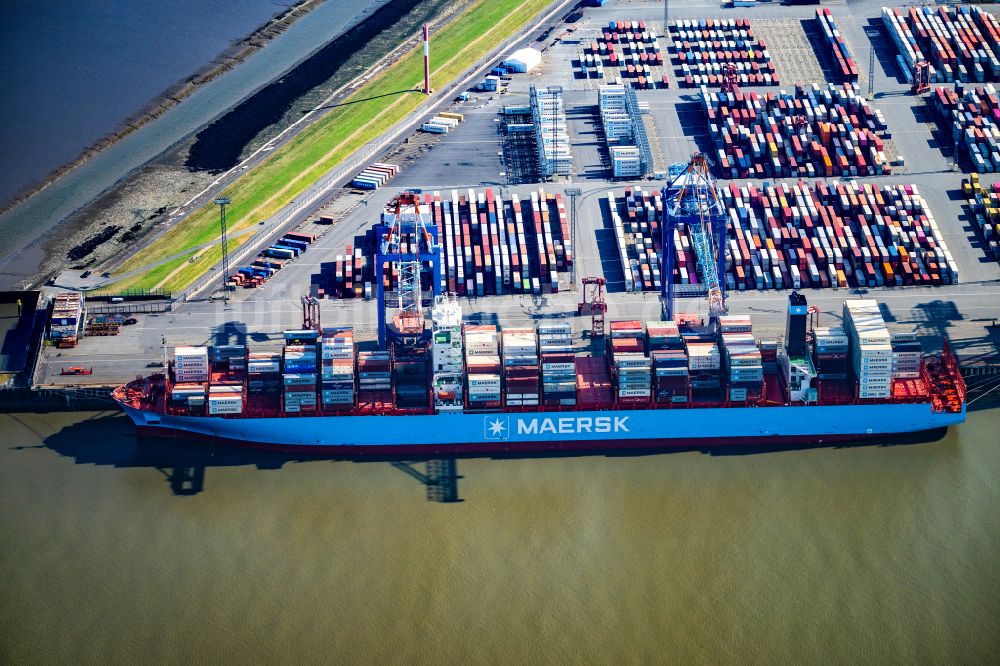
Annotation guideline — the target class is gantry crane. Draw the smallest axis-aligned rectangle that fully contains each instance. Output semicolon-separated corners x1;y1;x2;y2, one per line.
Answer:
660;153;728;321
375;192;442;349
721;63;740;94
577;276;607;337
912;60;931;95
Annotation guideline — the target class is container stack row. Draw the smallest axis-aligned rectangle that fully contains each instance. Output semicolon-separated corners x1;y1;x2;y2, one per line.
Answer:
581;19;667;88
247;352;281;396
890;332;922;380
357;351;392;408
351;162;399;190
932;85;1000;172
816;8;858;82
721;180;959;289
48;292;85;345
843;300;892;400
606;187;664;292
609;321;652;405
316;188;571;299
812;326;849;380
320;328;355;410
421;112;464;134
465;325;501;408
502;327;540;407
719;315;763;403
393;347;429;411
960;173;1000;260
685;334;722;397
669;18;778;88
703;83;891;179
575;356;614;408
282;329;319;413
539;321;575;407
607;180;958;294
233;231;316;290
648;321;688;404
883;5;1000;84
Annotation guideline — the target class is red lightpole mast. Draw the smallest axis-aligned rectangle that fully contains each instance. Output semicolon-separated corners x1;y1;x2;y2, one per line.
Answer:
423;24;430;94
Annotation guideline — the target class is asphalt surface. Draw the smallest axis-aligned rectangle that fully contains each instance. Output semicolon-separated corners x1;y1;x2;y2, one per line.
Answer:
34;0;1000;387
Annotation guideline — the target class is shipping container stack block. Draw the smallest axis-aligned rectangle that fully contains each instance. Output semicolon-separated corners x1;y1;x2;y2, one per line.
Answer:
575;356;614;408
352;163;399;190
704;83;890;179
610;321;652;405
816;9;859;82
686;334;722;402
670;18;778;88
393;345;430;412
843;300;892;400
960;173;1000;260
320;328;356;410
539;321;576;407
586;19;667;88
247;352;281;411
883;5;1000;85
721;180;959;290
282;330;319;413
932;85;1000;173
465;325;501;409
501;327;540;407
647;321;688;404
356;351;392;411
719;315;763;403
174;346;209;384
812;326;849;381
318;188;572;300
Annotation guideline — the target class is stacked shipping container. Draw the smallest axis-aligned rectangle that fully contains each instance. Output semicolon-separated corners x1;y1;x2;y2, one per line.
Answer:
610;321;652;404
502;327;540;407
317;188;572;299
932;85;1000;172
584;19;666;88
704;83;890;179
320;328;355;409
883;5;1000;84
647;321;688;404
961;173;1000;260
670;18;778;88
539;321;575;406
607;181;958;295
816;8;859;82
352;163;399;190
465;325;501;408
843;300;892;399
282;330;319;413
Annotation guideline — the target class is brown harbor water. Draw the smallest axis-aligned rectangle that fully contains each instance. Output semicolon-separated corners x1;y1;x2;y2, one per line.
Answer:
2;409;998;664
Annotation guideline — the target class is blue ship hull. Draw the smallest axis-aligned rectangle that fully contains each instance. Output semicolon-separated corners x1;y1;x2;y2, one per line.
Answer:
120;402;966;455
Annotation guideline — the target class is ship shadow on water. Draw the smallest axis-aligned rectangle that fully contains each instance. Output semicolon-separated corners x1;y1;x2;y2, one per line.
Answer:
32;413;949;499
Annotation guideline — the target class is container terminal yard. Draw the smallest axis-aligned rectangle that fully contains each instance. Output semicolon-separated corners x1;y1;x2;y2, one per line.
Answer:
9;0;1000;423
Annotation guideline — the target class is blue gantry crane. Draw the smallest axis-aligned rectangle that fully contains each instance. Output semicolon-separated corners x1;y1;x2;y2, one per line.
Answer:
659;153;728;321
375;192;442;349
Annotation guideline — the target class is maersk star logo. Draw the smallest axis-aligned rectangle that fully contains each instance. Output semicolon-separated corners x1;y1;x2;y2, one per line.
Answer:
484;416;510;440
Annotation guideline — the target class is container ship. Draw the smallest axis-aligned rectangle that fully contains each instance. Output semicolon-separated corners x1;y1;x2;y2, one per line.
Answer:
113;292;966;455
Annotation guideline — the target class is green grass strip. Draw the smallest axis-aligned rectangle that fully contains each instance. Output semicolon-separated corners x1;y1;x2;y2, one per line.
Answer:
114;0;554;292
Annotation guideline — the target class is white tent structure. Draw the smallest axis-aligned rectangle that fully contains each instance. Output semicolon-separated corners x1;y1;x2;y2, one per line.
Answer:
503;47;542;73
